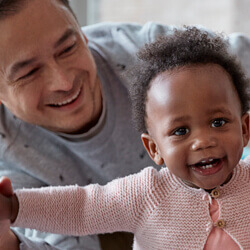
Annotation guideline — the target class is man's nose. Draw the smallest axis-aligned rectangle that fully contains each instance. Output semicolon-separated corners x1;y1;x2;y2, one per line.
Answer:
191;132;217;151
46;64;73;92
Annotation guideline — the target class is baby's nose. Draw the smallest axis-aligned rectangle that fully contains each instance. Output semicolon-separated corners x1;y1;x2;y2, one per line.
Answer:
191;134;217;151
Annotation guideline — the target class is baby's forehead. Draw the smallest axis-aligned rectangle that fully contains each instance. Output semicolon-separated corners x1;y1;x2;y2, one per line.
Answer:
146;63;240;111
148;63;233;92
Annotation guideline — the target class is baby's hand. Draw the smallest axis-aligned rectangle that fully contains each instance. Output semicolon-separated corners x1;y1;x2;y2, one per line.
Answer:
0;193;12;221
0;177;18;222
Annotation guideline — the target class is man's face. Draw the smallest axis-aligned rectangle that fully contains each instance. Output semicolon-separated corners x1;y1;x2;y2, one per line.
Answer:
142;64;249;190
0;0;102;133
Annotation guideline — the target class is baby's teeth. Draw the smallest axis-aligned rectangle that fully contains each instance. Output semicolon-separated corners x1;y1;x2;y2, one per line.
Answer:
201;159;214;164
191;162;215;170
201;164;213;169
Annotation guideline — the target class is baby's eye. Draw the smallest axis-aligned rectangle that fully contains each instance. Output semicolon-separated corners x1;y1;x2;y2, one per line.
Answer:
173;127;189;136
211;118;227;128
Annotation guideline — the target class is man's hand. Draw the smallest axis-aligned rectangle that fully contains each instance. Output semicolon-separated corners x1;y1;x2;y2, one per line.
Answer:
0;177;20;249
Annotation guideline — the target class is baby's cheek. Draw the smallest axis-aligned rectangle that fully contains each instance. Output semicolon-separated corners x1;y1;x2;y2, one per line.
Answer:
227;136;244;162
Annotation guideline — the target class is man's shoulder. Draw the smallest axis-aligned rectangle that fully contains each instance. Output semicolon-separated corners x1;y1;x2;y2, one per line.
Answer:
82;22;146;41
82;22;142;37
228;32;250;78
82;22;147;63
82;22;176;72
82;21;175;46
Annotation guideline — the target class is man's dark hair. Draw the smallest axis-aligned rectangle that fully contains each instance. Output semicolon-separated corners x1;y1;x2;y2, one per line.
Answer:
129;26;250;133
0;0;74;19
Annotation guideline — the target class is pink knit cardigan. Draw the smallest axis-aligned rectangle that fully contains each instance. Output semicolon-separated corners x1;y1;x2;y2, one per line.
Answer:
13;158;250;249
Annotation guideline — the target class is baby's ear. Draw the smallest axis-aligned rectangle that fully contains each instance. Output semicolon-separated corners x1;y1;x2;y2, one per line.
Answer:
241;112;250;147
141;133;164;165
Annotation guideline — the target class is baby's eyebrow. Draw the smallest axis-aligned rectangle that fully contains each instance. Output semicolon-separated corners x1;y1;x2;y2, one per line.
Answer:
207;108;233;116
169;115;191;125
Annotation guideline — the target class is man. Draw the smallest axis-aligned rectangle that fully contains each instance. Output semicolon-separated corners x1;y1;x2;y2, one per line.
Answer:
0;0;249;249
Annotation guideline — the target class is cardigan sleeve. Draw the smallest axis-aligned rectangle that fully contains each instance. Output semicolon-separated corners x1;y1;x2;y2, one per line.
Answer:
12;167;157;236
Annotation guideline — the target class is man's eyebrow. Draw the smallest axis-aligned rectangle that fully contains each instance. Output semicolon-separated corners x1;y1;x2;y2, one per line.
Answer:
54;28;76;48
9;58;37;80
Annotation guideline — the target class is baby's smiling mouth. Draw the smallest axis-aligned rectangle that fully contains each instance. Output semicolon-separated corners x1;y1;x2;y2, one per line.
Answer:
188;157;225;176
191;158;220;170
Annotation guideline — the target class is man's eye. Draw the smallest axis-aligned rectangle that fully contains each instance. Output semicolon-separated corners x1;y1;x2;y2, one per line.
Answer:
173;127;189;136
211;118;227;128
19;68;39;80
60;43;76;56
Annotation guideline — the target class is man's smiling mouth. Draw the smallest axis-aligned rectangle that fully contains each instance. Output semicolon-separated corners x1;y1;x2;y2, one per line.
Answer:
48;88;81;107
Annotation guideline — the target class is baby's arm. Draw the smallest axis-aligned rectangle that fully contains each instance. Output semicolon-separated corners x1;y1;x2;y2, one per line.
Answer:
9;168;152;236
1;168;155;237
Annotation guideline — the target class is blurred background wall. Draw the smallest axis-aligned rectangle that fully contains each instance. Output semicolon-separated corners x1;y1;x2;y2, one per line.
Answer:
70;0;250;36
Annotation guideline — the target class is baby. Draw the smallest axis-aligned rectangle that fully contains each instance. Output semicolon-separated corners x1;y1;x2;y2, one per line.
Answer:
1;27;250;249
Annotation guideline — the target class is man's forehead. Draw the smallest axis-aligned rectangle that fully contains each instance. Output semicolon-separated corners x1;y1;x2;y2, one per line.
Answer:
0;0;78;77
0;0;27;20
0;0;65;20
0;0;77;46
0;0;71;21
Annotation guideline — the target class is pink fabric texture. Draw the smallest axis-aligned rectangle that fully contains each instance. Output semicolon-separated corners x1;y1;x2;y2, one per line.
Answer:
204;199;240;249
13;158;250;249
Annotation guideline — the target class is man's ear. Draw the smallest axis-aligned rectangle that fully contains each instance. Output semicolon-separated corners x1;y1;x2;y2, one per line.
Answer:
81;31;88;43
141;133;164;165
241;112;250;147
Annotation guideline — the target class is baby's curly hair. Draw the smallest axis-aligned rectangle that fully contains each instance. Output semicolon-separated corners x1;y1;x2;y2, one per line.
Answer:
129;26;250;133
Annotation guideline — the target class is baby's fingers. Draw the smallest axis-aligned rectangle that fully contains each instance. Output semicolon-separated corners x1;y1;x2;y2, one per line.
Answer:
0;177;13;196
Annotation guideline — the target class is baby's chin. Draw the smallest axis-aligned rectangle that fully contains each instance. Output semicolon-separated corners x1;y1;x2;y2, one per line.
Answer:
205;173;233;190
182;172;233;191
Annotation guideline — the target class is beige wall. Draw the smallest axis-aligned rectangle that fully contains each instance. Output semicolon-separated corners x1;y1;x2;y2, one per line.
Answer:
232;0;250;35
95;0;249;36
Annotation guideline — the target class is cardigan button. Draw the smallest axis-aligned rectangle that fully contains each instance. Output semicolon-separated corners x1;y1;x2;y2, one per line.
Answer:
216;219;226;228
211;189;220;198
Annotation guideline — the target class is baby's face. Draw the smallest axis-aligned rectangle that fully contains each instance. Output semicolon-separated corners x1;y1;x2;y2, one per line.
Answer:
142;63;249;189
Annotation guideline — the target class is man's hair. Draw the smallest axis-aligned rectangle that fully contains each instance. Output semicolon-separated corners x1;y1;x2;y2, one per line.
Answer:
0;0;74;19
128;26;250;133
